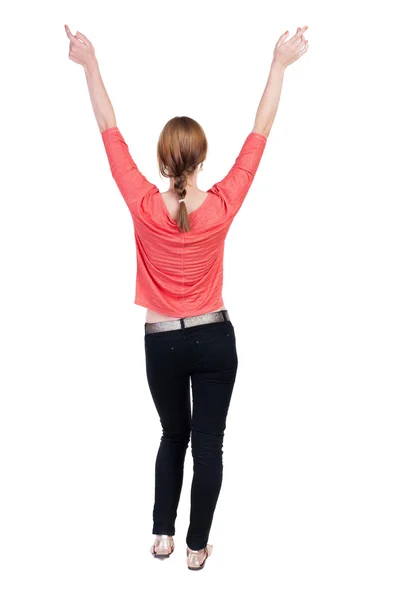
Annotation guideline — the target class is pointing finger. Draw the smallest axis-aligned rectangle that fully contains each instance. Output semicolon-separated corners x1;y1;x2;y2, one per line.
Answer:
64;24;76;42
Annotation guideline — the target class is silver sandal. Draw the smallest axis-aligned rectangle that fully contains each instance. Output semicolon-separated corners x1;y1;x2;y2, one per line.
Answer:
186;544;213;570
150;535;175;559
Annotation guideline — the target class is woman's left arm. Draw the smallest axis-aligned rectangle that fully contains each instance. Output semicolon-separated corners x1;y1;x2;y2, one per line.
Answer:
65;25;116;132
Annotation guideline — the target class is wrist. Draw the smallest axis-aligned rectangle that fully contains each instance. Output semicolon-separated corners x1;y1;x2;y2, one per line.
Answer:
270;58;286;75
83;57;99;76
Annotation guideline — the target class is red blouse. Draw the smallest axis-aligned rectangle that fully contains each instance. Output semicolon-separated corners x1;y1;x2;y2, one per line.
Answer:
101;127;267;317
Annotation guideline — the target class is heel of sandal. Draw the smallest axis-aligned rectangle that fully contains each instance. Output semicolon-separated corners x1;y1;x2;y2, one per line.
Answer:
186;544;213;570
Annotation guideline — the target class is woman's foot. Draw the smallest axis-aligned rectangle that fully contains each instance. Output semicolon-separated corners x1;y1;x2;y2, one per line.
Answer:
150;534;175;558
186;544;213;570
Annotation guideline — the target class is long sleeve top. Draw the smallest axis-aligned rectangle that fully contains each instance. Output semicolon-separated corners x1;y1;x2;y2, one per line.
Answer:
101;127;267;317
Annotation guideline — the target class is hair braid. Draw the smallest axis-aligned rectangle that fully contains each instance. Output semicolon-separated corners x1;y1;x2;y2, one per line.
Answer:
174;171;190;233
157;116;208;233
174;172;188;201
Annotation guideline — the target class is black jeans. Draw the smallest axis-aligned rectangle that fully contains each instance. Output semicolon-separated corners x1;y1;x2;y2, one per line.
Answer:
144;313;238;550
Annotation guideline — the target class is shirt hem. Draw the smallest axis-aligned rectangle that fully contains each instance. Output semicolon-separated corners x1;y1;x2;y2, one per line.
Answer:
134;298;225;319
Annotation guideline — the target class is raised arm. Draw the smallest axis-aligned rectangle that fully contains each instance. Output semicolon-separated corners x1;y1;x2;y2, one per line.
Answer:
65;24;116;132
210;27;309;219
65;25;158;213
253;26;309;138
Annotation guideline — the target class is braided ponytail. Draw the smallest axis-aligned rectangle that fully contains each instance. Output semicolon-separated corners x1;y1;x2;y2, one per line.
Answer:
157;116;208;234
174;172;190;233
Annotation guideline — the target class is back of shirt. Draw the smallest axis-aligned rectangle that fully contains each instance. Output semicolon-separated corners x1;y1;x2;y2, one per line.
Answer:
101;127;267;316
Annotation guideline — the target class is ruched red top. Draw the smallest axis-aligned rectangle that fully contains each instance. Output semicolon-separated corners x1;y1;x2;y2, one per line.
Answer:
101;127;267;317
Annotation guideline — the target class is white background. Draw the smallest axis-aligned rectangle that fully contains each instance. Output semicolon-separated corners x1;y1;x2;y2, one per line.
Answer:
1;1;399;598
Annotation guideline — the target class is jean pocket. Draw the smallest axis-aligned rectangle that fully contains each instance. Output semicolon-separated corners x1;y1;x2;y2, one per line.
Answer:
196;321;236;346
224;320;235;338
195;322;238;370
144;329;181;353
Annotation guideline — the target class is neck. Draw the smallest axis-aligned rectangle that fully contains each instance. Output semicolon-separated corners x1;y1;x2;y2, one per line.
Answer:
168;174;199;193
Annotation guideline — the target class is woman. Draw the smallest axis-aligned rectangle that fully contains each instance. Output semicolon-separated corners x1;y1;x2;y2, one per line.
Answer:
65;23;309;570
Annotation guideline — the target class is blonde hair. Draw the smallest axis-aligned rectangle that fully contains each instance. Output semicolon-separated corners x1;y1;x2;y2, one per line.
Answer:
157;116;208;233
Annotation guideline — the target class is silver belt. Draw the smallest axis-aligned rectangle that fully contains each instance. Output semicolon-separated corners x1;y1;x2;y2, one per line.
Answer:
145;309;230;334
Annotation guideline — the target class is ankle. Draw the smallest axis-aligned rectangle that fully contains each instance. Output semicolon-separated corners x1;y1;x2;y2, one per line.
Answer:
187;545;205;553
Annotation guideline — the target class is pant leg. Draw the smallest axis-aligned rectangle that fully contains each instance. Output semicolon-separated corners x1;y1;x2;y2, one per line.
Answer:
145;330;191;536
186;320;238;550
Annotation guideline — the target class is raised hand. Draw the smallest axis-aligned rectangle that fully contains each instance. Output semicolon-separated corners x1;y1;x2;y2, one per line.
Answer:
273;26;309;69
64;25;97;69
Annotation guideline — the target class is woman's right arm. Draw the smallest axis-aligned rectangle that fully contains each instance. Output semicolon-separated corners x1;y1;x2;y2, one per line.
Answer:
253;26;309;138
